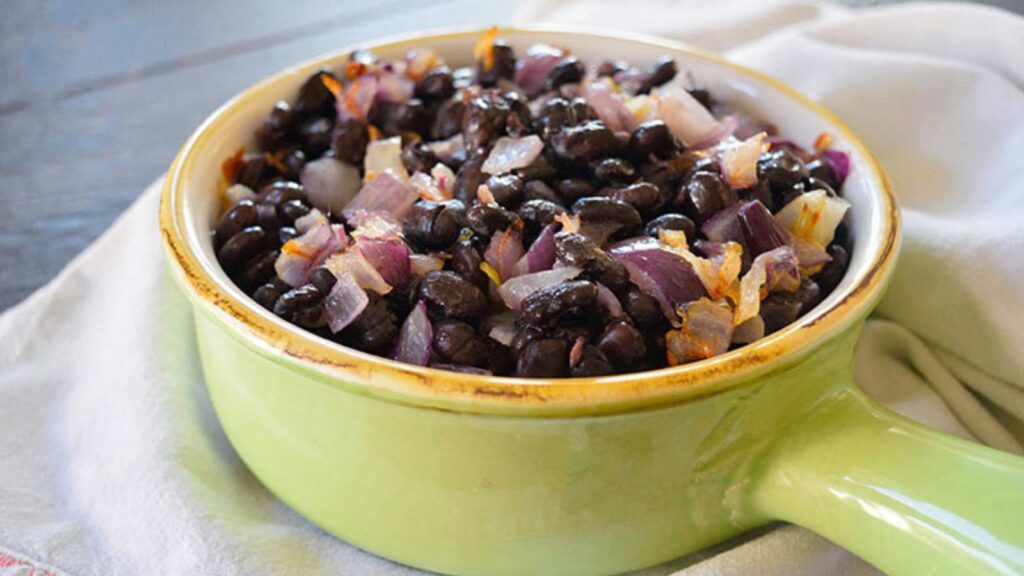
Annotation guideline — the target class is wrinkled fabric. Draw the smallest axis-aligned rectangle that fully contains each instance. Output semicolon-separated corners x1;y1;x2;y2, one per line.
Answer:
1;2;1023;574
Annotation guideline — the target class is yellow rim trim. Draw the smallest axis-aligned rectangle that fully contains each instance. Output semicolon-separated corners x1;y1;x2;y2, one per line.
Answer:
160;26;900;417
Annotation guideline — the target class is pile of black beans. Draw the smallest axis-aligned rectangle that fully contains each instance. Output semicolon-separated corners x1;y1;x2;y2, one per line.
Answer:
213;36;850;378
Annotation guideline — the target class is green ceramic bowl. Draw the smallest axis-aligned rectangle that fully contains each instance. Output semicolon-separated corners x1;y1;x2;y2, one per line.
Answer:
160;27;1024;576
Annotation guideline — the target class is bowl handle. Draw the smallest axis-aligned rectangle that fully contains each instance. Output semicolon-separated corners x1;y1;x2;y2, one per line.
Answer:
750;385;1024;575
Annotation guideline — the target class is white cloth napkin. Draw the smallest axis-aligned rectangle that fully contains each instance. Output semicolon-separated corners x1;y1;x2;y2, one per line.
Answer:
1;2;1023;574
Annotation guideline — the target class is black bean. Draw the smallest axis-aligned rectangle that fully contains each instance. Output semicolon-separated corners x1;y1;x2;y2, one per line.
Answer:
415;66;455;100
475;40;515;87
487;342;516;376
253;277;290;310
277;148;306;180
278;226;299;245
553;232;630;292
571;196;642;237
294;70;337;116
591;158;635;185
309;266;338;294
454;153;488;204
449;238;488;288
522;180;561;203
760;278;822;334
805;176;838;198
758;149;808;189
272;284;324;329
571;344;614;377
403;200;467;250
687;88;713;110
517;198;563;230
258;180;306;207
401;141;440;174
595;60;627;78
597;320;646;371
215;199;258;248
678;171;733;224
545;57;585;90
806;158;839;190
433;320;491;367
638;56;678;94
516;152;558;181
218;226;266;272
516;339;569;378
623;289;663;328
237;249;279;290
610;182;661;216
536;97;573;138
259;101;296;151
556;178;595;204
278;198;311;223
331;118;369;165
741;180;774;212
419;271;488;320
466;203;519;237
568;98;598;123
431;97;467;140
299;116;334;156
629;120;681;160
551;120;622;165
341;296;399;353
292;305;327;330
485;173;525;207
814;244;848;293
644;213;696;240
502;91;534;137
463;94;510;152
519;280;598;327
235;154;269;190
256;203;281;235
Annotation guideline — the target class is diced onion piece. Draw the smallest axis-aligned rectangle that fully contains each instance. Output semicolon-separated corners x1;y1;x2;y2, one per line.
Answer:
689;114;739;150
774;189;851;248
325;248;392;295
583;80;637;133
701;202;746;245
512;223;557;277
391;301;433;366
651;87;720;147
325;272;369;333
608;237;708;321
738;200;787;256
300;157;361;216
719;132;768;189
484;228;526;281
274;224;348;287
425;134;464;165
666;298;734;365
349;210;402;240
733;246;799;325
357;237;410;289
514;44;565;96
342;172;419;222
410;171;445;201
294;208;328;234
732;315;766;344
364;136;408;180
497;266;582;310
337;74;377;124
409;253;446;276
821;149;851;186
481;135;545;175
678;240;743;301
488;322;518;346
405;48;442;81
376;71;414;104
431;163;456;198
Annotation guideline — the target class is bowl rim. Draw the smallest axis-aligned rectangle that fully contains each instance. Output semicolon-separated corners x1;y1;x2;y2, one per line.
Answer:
160;25;900;417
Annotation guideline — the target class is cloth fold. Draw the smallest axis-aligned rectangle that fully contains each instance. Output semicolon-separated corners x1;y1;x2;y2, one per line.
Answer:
2;2;1022;574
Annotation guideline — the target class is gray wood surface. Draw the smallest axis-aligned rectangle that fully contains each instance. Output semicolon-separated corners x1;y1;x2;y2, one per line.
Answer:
0;0;1021;311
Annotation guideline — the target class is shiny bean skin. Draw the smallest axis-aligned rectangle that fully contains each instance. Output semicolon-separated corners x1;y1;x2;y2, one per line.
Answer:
217;226;266;272
433;320;491;367
516;339;569;378
519;280;598;328
419;271;488;320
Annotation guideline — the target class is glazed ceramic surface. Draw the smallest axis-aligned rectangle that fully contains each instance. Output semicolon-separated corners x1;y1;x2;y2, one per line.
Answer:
161;28;1024;576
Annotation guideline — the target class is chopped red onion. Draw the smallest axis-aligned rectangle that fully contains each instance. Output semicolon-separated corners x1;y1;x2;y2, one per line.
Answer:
513;223;557;276
734;246;800;325
431;163;456;199
425;134;464;165
391;301;432;366
608;237;707;321
357;237;410;290
337;74;377;124
774;189;850;248
821;149;851;186
688;114;739;150
300;157;361;216
364;136;408;179
481;135;545;175
595;282;624;318
666;298;734;364
514;44;565;96
325;272;369;333
719;133;768;189
274;223;349;287
325;247;392;295
341;172;419;223
583;80;637;134
738;200;788;256
348;210;402;239
787;233;832;270
484;228;526;282
652;86;720;146
294;208;328;234
700;202;746;245
409;253;446;276
497;266;582;310
376;71;414;104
